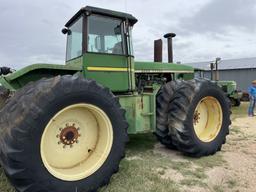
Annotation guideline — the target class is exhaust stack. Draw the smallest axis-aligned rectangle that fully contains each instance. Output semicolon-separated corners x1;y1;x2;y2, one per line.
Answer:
164;33;176;63
154;39;163;62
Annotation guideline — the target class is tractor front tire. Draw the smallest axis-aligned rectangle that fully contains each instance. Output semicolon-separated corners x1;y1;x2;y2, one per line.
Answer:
168;79;231;157
0;76;128;192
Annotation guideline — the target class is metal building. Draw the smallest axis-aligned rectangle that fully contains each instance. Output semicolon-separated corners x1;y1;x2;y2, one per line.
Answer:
186;57;256;92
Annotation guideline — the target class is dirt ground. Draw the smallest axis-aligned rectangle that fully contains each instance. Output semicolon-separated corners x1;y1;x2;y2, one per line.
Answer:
1;102;256;192
153;114;256;192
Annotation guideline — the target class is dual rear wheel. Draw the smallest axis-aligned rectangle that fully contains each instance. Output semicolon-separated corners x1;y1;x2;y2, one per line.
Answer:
155;79;231;156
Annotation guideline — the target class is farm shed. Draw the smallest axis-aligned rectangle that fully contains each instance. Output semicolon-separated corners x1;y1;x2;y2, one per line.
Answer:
186;57;256;92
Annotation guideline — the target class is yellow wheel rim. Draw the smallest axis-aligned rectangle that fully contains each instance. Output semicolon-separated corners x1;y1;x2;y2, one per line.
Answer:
193;96;223;142
40;104;113;181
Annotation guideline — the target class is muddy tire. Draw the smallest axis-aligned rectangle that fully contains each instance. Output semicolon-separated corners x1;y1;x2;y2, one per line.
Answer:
0;75;128;192
155;81;181;149
168;79;231;157
0;86;9;109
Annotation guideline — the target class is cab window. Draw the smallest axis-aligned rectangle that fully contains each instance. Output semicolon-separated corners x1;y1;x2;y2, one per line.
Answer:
66;17;83;61
88;15;125;55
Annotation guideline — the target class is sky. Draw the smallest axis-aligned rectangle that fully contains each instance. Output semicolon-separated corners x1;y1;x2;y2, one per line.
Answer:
0;0;255;69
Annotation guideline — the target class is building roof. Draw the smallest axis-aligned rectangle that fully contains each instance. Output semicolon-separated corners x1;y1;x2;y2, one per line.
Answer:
65;6;138;27
186;57;256;71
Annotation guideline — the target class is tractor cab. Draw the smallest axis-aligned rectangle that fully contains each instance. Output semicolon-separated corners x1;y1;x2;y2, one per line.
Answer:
63;6;137;92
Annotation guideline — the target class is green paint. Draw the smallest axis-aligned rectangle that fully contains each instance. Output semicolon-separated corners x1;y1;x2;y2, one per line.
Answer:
119;84;160;134
217;81;242;100
217;81;236;95
83;53;134;91
135;61;194;73
0;63;81;90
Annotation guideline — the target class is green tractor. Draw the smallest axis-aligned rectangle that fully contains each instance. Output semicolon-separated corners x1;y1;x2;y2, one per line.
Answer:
0;6;230;192
217;81;242;106
209;58;242;106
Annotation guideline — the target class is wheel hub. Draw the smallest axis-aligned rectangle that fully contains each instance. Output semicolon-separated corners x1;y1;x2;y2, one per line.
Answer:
193;110;201;125
193;96;223;142
57;124;81;148
40;103;113;181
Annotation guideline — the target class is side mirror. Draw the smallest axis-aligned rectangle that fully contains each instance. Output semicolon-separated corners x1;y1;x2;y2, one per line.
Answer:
62;28;71;35
94;36;101;51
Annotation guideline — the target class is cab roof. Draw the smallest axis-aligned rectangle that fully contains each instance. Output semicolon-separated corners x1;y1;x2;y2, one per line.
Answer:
65;6;138;27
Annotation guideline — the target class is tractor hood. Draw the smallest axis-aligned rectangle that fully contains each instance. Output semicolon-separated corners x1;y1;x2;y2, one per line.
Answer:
134;61;194;73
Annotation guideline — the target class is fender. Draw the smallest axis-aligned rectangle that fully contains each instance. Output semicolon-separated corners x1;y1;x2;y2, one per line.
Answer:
0;63;82;91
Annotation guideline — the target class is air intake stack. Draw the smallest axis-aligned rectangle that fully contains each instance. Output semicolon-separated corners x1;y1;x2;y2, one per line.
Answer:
154;39;163;62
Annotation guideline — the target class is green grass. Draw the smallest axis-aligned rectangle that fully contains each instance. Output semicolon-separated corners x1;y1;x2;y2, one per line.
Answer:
230;126;243;134
185;153;226;168
231;102;249;119
100;134;181;192
226;178;237;188
100;133;228;192
180;178;207;188
213;185;225;192
0;167;14;192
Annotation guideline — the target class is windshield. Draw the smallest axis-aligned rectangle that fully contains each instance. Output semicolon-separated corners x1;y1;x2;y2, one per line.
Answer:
88;15;125;55
66;17;83;61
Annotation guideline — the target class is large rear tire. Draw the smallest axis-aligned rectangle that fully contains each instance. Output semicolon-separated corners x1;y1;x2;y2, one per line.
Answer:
0;76;128;192
155;81;181;148
0;86;9;109
168;79;231;157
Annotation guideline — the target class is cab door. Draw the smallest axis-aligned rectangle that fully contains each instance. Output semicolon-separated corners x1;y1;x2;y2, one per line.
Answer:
83;14;133;92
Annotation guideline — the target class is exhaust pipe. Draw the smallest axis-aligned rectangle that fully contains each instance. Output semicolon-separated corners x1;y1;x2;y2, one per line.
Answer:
215;57;221;81
210;62;214;81
154;39;163;62
164;33;176;63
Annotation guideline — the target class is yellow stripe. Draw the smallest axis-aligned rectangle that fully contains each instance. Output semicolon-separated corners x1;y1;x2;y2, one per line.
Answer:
135;70;194;73
87;67;130;72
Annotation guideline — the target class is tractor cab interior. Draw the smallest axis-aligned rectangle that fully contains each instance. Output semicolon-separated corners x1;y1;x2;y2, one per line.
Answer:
87;15;125;55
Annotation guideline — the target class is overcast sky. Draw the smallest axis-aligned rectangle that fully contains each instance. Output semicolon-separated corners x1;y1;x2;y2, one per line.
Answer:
0;0;255;69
